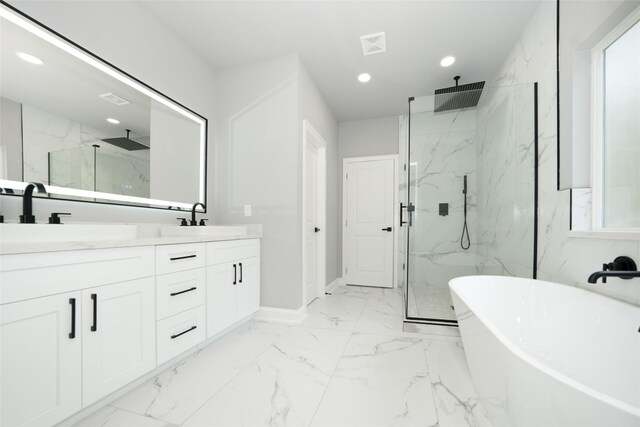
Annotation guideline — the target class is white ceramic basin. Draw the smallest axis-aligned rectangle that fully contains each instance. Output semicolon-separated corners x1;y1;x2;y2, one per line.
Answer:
160;225;249;237
0;224;139;244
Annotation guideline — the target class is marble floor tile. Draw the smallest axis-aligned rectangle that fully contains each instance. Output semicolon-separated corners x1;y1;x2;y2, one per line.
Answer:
311;333;439;427
111;321;288;425
423;340;492;427
354;287;405;335
73;406;174;427
298;291;369;331
183;327;351;427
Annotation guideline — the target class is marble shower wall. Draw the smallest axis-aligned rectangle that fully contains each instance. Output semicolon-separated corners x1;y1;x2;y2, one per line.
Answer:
407;108;479;289
22;104;150;198
475;84;536;279
495;1;640;306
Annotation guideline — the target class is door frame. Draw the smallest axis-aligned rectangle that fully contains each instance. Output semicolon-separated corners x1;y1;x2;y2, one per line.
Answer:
302;120;327;305
342;154;399;288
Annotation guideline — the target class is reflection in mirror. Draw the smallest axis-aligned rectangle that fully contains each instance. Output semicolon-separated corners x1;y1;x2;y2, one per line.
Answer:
0;3;207;210
559;0;640;230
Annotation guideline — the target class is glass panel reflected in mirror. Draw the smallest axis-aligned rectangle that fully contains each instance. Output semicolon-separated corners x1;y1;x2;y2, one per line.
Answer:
0;4;207;210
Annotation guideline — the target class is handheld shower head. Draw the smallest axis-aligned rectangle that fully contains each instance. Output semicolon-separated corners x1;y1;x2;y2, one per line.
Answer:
463;175;467;194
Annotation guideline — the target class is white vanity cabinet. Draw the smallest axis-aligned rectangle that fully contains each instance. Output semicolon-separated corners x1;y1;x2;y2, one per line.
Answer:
82;277;156;406
155;243;207;365
206;239;260;337
0;292;82;427
0;246;155;426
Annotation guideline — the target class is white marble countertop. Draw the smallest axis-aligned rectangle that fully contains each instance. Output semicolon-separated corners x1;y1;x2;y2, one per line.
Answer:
0;223;262;255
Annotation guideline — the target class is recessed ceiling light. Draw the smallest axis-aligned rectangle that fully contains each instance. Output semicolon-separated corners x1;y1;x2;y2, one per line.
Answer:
358;73;372;83
16;52;44;65
440;56;456;67
106;118;120;124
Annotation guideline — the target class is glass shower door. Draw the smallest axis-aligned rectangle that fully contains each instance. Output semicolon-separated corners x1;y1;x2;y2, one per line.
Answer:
405;83;537;324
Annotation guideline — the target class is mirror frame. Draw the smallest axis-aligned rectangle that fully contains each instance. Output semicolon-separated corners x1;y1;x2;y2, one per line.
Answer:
0;1;208;212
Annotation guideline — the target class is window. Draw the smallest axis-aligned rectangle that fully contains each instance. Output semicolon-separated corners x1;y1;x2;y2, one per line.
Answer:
592;11;640;229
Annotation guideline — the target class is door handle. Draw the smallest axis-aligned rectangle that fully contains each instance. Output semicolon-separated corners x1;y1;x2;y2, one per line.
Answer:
314;227;320;233
239;262;243;283
233;264;237;285
382;227;392;232
69;298;76;339
400;203;408;226
90;293;97;332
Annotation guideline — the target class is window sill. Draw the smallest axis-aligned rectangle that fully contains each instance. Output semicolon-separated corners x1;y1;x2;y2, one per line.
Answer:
568;229;640;240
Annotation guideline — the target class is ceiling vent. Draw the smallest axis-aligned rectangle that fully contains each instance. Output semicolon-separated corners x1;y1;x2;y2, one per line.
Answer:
99;92;131;106
360;32;386;56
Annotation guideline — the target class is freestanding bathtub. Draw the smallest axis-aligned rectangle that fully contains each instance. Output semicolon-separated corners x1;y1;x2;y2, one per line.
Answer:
449;275;640;427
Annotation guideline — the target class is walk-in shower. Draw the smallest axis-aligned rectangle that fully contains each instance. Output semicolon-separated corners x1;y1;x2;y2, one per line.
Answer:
399;82;538;325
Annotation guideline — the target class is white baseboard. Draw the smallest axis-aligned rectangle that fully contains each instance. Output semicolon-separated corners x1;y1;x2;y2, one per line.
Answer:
253;305;307;323
325;277;342;294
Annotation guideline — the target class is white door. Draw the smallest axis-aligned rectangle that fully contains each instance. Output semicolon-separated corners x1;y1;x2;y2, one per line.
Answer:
82;277;155;406
345;157;395;288
236;257;260;319
304;142;320;304
1;292;82;427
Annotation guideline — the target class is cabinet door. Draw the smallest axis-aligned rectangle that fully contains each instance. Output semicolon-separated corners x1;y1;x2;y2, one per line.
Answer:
236;257;260;320
206;263;237;338
1;292;81;427
82;277;155;406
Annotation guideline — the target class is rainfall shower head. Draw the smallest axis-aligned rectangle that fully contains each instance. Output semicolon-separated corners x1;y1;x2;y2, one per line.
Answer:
101;129;149;151
434;76;485;113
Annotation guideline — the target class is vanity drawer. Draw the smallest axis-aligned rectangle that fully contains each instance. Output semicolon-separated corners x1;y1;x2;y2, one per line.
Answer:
206;239;260;266
0;246;154;305
156;305;206;365
155;243;205;275
156;268;205;320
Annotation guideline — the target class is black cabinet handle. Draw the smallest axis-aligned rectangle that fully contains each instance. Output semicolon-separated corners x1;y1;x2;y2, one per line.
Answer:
233;264;237;285
170;286;197;297
69;298;76;339
91;293;97;332
171;325;197;339
314;227;320;233
170;254;197;261
382;227;392;232
239;263;243;283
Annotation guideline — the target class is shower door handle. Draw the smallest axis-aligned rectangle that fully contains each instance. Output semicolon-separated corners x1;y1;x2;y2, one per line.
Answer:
400;203;408;226
407;203;415;227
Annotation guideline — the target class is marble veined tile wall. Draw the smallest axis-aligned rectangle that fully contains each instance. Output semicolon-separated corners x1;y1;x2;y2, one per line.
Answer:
475;84;536;279
495;1;640;306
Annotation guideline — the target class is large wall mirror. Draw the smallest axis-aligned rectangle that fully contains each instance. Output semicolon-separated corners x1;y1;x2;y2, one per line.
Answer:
558;0;640;230
0;3;207;211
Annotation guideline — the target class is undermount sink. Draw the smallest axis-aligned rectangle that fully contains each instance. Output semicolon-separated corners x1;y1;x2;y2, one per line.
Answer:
0;224;139;244
160;225;249;237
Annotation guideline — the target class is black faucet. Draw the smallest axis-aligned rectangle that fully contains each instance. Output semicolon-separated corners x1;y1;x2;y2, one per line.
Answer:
190;202;206;226
588;256;639;283
20;182;47;223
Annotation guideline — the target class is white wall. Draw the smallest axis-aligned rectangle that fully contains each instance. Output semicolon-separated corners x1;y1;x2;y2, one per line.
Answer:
500;1;640;306
1;1;216;224
214;54;337;310
297;62;339;286
0;97;22;181
337;116;398;274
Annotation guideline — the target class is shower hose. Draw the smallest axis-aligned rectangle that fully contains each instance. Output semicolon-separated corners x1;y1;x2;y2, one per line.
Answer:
461;178;470;250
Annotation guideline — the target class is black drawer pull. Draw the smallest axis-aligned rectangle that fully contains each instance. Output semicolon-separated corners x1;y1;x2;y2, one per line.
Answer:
239;262;243;283
91;293;97;332
170;286;197;297
69;298;76;339
171;325;197;339
233;264;237;285
170;254;197;261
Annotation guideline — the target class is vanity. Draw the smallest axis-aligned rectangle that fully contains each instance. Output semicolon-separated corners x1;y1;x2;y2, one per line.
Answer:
0;225;262;426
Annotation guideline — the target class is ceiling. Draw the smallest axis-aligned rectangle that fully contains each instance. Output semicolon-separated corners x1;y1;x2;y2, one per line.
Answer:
139;0;541;122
